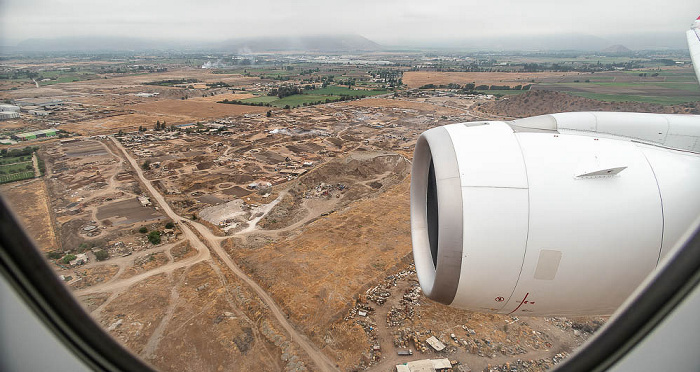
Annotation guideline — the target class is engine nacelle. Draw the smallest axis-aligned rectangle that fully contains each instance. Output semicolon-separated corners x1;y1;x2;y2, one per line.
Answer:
411;112;700;316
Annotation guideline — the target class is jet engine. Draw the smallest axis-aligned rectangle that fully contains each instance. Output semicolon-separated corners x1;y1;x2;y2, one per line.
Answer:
410;112;700;315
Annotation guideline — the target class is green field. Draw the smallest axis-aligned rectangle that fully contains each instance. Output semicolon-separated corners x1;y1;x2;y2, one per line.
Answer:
0;161;33;173
567;92;700;105
0;156;35;184
0;171;35;184
240;96;279;104
307;86;386;97
275;94;340;107
0;155;32;165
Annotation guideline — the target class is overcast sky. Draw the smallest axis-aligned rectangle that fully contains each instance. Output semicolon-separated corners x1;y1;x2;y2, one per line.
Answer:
0;0;697;46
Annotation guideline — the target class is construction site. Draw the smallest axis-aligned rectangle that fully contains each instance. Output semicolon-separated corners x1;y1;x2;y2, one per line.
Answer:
3;54;695;371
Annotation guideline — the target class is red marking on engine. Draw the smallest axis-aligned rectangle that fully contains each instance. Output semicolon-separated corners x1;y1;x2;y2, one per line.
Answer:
508;293;533;315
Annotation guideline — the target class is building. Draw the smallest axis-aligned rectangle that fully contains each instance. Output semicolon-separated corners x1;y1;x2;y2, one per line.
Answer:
69;253;89;267
138;196;152;207
11;129;58;141
15;98;63;108
425;336;446;352
0;112;20;120
28;110;50;116
176;123;197;130
0;104;20;112
395;359;453;372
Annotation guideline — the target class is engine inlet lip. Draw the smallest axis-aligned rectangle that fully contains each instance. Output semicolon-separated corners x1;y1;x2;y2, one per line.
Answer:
410;126;463;305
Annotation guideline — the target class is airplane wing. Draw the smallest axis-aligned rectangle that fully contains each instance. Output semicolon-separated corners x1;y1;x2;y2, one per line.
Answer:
688;16;700;83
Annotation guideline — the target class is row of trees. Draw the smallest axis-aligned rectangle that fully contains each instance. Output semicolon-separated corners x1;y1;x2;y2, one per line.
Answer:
0;146;37;158
419;83;532;91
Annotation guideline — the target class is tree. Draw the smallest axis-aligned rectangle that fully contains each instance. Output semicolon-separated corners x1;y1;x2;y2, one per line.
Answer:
62;254;77;264
142;160;150;170
139;226;148;233
147;231;161;245
47;251;62;259
95;249;109;261
266;110;272;117
165;222;174;229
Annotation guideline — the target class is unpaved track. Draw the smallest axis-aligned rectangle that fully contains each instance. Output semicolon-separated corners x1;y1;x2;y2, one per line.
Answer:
110;136;339;372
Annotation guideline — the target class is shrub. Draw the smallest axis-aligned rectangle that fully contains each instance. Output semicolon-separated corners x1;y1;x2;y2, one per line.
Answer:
47;251;62;259
61;254;77;264
139;226;148;233
148;231;161;245
165;222;174;229
94;249;109;261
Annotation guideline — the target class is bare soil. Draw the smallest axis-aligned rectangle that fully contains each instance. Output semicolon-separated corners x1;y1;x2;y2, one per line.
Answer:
402;71;578;88
476;90;700;118
225;177;414;370
0;178;59;252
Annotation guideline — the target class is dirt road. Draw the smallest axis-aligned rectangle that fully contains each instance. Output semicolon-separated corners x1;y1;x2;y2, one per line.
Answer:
110;136;339;372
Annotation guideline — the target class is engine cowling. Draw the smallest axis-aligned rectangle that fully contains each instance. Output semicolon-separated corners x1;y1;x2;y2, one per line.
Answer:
410;112;700;316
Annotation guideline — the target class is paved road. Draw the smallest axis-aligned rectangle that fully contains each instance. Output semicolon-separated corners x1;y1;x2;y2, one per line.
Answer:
110;136;338;372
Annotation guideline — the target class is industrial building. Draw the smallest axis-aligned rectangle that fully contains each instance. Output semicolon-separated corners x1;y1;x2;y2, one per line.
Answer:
11;129;58;141
0;111;20;120
0;104;20;112
395;358;454;372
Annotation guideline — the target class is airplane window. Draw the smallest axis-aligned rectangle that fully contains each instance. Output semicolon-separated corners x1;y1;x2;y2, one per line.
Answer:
1;2;699;372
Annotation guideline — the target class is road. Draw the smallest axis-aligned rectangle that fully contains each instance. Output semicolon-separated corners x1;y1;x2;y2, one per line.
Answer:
109;136;339;372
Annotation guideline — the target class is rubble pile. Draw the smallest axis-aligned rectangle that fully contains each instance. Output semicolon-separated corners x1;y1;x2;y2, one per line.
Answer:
260;319;308;372
386;304;414;327
484;353;569;372
303;182;348;199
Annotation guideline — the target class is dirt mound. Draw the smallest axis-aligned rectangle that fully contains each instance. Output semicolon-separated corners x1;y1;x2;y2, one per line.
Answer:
258;152;410;230
300;152;409;187
476;90;700;118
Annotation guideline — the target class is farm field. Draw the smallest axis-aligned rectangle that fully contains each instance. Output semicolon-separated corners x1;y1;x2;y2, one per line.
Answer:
0;153;37;184
402;71;579;88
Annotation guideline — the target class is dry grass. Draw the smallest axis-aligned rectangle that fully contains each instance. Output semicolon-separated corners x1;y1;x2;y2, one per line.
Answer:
340;97;463;115
61;113;186;135
402;71;578;88
226;176;413;369
0;178;59;252
189;93;256;102
128;98;269;119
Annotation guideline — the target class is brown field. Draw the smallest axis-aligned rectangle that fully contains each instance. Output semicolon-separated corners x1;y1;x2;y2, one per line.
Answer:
189;93;256;102
0;118;37;131
128;99;269;119
402;71;578;88
0;178;59;252
61;98;268;135
65;70;258;88
476;90;700;118
60;113;187;135
340;97;463;115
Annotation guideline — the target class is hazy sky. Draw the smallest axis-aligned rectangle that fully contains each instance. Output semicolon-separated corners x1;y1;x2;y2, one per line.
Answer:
0;0;697;46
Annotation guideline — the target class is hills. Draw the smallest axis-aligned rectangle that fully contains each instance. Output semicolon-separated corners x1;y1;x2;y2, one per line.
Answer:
10;35;381;53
